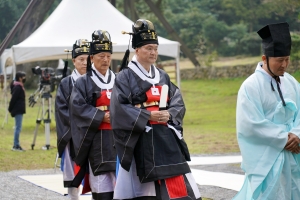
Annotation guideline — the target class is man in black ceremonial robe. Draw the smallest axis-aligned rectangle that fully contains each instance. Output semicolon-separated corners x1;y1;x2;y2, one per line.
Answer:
69;30;116;200
110;19;202;200
55;39;89;199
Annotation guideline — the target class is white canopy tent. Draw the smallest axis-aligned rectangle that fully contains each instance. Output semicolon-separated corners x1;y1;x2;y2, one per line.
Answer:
0;48;15;91
0;49;15;128
10;0;181;85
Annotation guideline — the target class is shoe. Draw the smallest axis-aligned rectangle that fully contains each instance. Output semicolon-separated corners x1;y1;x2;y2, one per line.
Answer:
12;145;25;152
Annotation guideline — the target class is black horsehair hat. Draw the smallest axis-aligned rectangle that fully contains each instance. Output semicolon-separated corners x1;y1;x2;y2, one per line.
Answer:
257;22;291;57
72;39;90;58
120;19;159;70
90;30;113;55
132;19;159;49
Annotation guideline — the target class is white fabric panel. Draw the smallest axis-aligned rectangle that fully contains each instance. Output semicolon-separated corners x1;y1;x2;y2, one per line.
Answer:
113;158;156;199
88;163;115;193
62;143;76;182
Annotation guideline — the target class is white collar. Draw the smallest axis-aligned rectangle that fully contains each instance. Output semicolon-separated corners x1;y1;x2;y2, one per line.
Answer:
132;56;152;76
256;62;271;77
128;55;160;85
256;62;285;93
256;61;283;82
71;69;81;85
90;64;115;90
92;64;109;83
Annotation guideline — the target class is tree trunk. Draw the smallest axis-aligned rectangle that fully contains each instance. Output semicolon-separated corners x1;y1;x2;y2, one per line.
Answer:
144;0;200;67
17;0;55;43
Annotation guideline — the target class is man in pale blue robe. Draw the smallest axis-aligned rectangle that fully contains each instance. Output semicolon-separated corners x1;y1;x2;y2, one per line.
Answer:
233;22;300;200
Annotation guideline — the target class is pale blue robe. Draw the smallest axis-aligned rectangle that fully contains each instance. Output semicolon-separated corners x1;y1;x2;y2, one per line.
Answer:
233;62;300;200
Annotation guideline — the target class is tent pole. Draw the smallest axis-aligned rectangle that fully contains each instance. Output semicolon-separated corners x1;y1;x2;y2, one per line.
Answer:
176;44;181;89
0;0;37;56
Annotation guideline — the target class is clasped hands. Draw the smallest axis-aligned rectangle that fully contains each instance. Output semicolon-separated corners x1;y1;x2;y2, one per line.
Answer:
150;110;170;123
285;133;300;154
101;111;110;123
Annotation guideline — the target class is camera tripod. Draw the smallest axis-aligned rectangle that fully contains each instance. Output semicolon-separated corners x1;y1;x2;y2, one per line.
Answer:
30;85;52;150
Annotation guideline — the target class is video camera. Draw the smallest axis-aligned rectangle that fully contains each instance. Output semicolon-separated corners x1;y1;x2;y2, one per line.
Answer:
31;66;65;93
29;66;70;107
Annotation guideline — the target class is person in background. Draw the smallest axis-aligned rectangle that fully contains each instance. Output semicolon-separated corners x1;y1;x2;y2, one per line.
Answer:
9;71;26;151
69;30;116;200
55;39;89;200
110;19;201;200
233;22;300;199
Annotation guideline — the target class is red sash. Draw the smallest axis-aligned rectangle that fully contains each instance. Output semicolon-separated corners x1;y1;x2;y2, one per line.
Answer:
95;90;111;130
144;85;169;125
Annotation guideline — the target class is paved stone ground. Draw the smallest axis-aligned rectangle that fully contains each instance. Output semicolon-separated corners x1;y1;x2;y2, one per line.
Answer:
0;163;242;200
195;163;243;200
0;153;243;200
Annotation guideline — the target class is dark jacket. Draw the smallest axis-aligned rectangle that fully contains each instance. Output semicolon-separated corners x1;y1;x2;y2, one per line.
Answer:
8;81;26;117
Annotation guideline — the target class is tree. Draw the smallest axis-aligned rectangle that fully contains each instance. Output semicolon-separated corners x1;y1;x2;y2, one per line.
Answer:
17;0;58;43
203;16;229;52
0;0;30;43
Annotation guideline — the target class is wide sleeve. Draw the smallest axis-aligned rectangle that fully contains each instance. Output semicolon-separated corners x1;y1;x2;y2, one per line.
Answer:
167;82;186;125
236;79;288;181
110;70;151;171
55;78;71;157
110;70;150;133
288;76;300;138
70;76;105;132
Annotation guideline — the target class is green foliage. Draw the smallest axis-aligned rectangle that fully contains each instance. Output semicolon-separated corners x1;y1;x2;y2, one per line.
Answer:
239;32;262;56
203;16;229;50
1;0;300;59
291;33;300;61
0;0;61;45
114;0;300;58
0;0;30;43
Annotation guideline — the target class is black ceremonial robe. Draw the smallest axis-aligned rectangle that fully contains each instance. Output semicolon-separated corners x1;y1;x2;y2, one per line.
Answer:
110;62;191;183
55;76;74;158
69;69;116;177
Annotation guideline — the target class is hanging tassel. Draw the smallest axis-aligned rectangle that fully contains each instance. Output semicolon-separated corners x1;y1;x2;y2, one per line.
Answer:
120;49;130;71
62;60;68;78
87;55;92;75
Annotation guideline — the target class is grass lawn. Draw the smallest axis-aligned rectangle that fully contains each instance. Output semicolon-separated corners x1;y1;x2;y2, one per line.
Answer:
0;89;58;171
181;78;245;154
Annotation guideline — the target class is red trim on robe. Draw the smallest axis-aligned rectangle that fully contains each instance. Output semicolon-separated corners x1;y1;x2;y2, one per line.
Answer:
74;164;91;194
81;173;91;194
165;175;188;199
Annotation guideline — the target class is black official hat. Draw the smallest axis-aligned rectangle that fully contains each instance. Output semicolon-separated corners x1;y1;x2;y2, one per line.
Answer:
257;22;291;57
90;30;113;55
132;19;159;49
72;39;90;58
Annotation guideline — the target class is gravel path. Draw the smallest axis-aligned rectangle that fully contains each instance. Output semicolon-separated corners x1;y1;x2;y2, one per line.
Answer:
0;157;242;200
